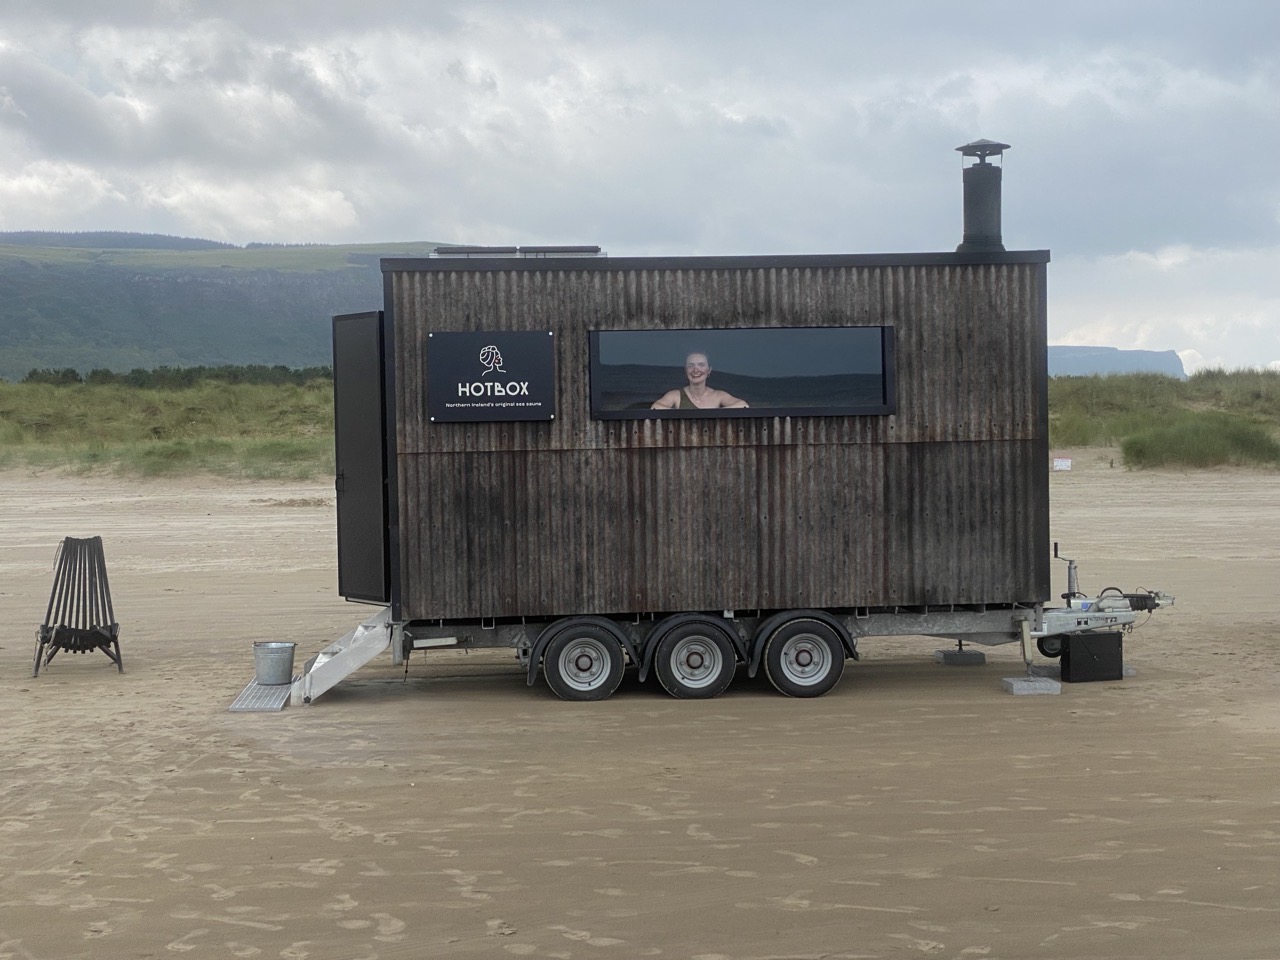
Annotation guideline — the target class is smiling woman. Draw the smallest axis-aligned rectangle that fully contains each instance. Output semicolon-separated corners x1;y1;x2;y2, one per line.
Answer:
648;352;749;410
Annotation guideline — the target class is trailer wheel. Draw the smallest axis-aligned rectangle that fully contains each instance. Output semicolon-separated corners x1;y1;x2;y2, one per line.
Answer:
543;623;626;701
1036;636;1065;659
653;620;737;699
763;618;845;698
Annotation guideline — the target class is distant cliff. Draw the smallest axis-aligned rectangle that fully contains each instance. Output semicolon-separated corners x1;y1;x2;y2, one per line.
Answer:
1049;346;1186;379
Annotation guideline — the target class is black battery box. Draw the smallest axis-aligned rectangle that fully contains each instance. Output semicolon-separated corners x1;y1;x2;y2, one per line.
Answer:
1062;632;1124;682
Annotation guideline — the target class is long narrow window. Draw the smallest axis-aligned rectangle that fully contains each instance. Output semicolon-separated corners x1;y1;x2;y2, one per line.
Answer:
589;327;895;419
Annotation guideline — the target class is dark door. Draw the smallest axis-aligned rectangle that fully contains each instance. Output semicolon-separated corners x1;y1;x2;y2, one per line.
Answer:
333;312;390;603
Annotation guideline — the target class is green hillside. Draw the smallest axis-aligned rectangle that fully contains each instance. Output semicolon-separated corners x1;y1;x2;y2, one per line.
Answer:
0;232;446;381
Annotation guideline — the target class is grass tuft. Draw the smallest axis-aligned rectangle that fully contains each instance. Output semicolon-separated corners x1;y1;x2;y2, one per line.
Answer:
1120;413;1280;468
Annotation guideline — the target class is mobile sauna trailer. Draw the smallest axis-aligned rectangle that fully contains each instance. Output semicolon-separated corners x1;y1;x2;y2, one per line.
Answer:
296;144;1171;704
297;243;1168;705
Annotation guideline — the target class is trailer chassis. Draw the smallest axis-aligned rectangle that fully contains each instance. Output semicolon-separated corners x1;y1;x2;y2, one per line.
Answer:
386;583;1171;702
294;557;1171;704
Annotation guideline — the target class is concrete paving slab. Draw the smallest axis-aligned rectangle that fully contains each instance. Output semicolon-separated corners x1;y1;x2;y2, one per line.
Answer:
935;649;987;665
1001;676;1062;695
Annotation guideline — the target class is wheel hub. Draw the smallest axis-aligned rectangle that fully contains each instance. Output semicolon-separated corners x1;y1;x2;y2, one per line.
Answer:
669;635;723;688
559;638;609;689
781;634;829;683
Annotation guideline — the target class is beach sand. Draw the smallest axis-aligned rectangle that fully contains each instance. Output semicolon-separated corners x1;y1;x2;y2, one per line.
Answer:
1;457;1278;959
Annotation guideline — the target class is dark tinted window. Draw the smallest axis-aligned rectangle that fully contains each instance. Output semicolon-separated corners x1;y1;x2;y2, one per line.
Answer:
589;327;895;418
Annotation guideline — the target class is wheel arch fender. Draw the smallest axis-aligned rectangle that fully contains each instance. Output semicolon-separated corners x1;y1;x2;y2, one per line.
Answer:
639;613;746;683
748;609;858;678
526;616;639;687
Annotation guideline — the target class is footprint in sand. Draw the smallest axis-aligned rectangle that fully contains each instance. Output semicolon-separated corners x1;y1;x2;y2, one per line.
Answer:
777;849;819;865
325;893;359;913
549;924;625;946
165;927;209;952
372;913;407;941
889;933;946;953
299;859;342;875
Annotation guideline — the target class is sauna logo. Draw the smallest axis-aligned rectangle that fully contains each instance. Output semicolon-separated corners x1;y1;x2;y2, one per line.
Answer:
458;344;530;398
479;345;505;375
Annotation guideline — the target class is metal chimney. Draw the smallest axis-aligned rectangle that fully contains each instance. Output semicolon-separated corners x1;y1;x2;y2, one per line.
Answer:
955;139;1010;253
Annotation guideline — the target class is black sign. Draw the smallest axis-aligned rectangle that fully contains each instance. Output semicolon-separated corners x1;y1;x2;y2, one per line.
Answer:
427;331;556;422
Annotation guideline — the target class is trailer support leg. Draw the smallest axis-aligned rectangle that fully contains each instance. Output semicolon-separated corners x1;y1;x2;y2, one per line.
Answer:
999;617;1061;695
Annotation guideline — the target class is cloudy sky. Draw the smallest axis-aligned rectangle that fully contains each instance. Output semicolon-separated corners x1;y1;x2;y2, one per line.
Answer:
2;1;1277;372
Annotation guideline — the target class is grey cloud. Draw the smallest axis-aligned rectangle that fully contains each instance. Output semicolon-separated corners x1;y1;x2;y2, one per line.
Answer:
2;28;397;175
3;3;1277;259
0;48;141;159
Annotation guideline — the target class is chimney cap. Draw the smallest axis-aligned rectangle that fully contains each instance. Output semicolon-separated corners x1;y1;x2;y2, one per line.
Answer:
956;138;1011;163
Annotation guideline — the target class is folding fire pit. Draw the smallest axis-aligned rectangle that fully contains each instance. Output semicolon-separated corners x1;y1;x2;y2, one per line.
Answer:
33;536;123;677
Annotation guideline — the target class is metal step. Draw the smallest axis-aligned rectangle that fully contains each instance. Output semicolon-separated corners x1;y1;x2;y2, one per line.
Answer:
229;677;296;712
291;607;393;705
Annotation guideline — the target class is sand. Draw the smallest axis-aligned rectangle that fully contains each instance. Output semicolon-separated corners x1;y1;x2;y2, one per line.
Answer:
1;456;1278;959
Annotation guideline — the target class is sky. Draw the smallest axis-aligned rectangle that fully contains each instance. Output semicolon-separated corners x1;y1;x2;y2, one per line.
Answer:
1;1;1277;373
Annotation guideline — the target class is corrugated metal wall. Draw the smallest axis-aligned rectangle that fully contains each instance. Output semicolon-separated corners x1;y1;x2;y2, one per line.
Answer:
387;256;1049;620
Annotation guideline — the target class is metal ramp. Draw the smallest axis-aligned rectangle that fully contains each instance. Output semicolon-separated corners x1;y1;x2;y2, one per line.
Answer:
291;607;393;705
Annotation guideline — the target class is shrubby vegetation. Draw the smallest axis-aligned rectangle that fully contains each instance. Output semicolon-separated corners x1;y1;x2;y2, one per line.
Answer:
1049;368;1280;468
1119;413;1280;468
0;371;333;478
2;367;1278;477
21;364;332;388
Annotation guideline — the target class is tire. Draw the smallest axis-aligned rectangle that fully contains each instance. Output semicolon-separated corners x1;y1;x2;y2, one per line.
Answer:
1037;636;1065;659
653;620;737;699
762;618;846;698
543;623;626;701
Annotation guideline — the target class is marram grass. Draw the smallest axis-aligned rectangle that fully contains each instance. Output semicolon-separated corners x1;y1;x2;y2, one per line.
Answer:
3;369;1280;476
0;380;334;478
1049;369;1280;468
1120;413;1280;469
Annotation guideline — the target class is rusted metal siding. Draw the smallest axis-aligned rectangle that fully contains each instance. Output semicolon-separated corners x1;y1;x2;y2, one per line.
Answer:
386;254;1049;621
